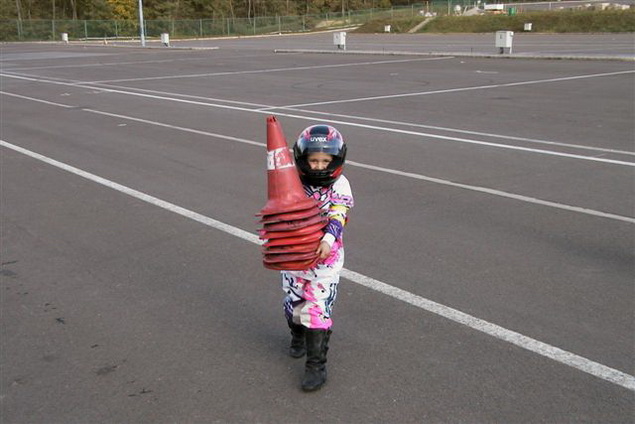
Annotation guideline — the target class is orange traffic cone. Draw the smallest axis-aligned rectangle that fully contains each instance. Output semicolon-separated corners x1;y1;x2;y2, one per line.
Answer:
256;116;327;271
257;116;318;216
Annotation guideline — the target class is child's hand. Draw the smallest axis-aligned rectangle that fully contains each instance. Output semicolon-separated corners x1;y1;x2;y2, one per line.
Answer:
316;241;331;259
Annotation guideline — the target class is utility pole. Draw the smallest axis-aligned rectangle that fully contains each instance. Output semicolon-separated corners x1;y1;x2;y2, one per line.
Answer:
16;0;22;39
138;0;146;47
52;0;56;39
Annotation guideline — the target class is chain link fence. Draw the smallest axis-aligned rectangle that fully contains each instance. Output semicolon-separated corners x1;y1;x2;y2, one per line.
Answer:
1;2;475;42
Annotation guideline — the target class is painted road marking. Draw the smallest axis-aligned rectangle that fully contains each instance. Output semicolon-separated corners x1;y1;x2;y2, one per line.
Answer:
2;57;212;72
347;160;635;224
3;90;634;224
86;57;453;84
47;80;635;157
2;138;634;392
281;70;635;108
1;91;74;108
80;109;635;224
266;106;635;157
2;74;633;167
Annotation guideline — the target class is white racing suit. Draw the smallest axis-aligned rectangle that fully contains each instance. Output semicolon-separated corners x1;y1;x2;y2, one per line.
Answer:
281;175;354;330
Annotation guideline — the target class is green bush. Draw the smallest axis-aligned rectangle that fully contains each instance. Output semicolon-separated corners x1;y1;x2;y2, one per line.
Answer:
355;9;635;33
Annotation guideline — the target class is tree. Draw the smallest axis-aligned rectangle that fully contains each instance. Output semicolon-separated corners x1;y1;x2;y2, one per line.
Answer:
106;0;135;20
1;0;407;21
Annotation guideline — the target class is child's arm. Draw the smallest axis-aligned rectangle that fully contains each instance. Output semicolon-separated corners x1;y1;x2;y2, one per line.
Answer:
321;205;349;247
318;177;354;257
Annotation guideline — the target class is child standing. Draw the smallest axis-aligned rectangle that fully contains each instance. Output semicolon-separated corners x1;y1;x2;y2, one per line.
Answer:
281;124;354;392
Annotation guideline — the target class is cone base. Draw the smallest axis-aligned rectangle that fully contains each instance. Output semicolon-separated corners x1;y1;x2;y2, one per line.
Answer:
264;257;320;271
264;251;318;264
263;231;323;247
259;207;322;224
263;241;320;254
259;221;326;240
263;214;326;232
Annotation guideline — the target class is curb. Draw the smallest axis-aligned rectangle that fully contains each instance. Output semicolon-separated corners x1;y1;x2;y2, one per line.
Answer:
274;48;635;62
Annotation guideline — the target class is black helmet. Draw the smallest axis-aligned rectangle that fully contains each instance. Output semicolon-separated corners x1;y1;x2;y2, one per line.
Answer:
294;125;347;187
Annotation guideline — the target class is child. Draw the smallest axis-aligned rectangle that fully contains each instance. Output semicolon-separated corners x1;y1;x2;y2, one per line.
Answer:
281;124;354;392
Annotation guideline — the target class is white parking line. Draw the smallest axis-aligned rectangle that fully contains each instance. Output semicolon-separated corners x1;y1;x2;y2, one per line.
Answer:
87;56;453;84
54;81;635;156
71;110;635;224
3;90;634;223
347;160;635;224
2;138;634;392
80;109;635;224
267;106;635;157
1;91;74;108
2;74;633;167
279;70;635;108
1;57;212;72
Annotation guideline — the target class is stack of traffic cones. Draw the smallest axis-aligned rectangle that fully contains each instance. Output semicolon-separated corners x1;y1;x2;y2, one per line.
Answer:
257;116;326;271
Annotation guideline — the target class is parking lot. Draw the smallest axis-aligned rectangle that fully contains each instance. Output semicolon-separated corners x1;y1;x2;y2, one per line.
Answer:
1;33;634;423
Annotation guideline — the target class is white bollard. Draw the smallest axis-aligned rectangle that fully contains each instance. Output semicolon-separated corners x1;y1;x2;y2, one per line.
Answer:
160;33;170;47
333;32;346;50
61;33;69;44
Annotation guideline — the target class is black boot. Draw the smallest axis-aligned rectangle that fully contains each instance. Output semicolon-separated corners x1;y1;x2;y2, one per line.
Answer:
288;322;306;358
301;329;331;392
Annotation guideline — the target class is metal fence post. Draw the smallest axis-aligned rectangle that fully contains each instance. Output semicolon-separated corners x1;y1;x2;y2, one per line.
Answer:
84;20;88;39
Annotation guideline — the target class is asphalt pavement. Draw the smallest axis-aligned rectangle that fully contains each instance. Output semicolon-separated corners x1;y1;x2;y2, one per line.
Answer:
103;32;635;60
1;34;634;423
